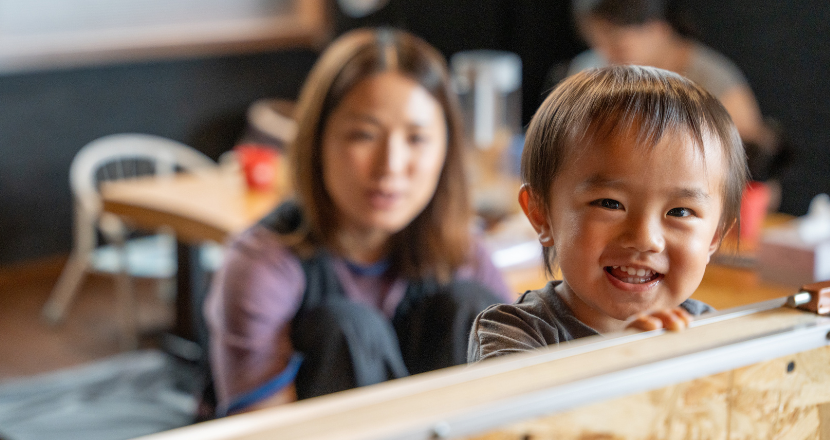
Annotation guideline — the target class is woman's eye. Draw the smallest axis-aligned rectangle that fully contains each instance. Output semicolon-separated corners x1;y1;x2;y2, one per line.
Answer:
592;199;622;210
667;207;693;217
346;130;376;141
408;133;429;144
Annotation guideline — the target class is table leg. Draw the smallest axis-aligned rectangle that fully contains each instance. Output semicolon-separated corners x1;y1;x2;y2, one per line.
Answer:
160;242;206;362
174;242;195;341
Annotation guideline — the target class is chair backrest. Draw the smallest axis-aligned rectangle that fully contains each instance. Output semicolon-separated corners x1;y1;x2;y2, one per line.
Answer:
69;133;217;248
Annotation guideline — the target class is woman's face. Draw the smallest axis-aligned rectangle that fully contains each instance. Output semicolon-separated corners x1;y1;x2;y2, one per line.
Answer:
321;71;448;240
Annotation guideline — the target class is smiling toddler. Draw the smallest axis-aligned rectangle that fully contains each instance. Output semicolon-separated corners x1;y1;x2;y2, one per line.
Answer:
469;65;748;361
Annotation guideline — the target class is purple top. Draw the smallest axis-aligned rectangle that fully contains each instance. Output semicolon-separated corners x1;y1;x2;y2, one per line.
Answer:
204;224;513;413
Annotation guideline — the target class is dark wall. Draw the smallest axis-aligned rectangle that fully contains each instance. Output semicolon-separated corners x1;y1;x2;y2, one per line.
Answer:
0;50;318;266
343;0;829;216
334;1;585;126
691;0;830;215
1;0;828;267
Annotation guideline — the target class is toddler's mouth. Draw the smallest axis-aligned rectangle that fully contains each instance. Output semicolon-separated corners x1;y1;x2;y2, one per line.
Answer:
605;265;661;284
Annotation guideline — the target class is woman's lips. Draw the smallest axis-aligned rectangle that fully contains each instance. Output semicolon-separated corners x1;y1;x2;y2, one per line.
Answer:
367;190;402;209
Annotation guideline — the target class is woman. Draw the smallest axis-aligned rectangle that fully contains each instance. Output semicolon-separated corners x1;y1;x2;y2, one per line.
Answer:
204;28;513;416
566;0;774;149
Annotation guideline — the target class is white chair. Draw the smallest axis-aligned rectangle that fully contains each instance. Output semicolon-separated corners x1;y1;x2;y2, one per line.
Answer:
42;133;220;349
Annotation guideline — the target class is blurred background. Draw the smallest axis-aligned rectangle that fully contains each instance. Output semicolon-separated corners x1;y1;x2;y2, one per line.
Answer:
0;0;827;269
0;0;827;437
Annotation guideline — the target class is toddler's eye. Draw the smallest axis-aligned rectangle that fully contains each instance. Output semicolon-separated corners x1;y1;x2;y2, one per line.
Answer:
667;207;693;217
592;199;622;210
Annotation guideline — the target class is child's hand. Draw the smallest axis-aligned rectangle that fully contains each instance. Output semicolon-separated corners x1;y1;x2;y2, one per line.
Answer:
626;307;693;332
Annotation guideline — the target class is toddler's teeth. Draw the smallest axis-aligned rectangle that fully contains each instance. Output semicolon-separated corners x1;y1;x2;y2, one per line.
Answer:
636;268;646;276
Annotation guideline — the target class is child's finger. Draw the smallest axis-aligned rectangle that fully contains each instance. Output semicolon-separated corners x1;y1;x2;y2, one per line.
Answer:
650;308;692;331
626;315;662;331
671;307;693;327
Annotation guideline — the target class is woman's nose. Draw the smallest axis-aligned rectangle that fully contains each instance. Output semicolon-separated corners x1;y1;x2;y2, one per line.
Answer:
375;133;409;175
620;215;665;253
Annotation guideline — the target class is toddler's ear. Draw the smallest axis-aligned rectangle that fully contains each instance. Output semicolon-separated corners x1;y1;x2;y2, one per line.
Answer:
707;223;730;261
519;185;554;246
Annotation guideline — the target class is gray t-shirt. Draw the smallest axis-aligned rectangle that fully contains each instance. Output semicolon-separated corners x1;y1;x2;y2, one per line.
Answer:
567;42;748;99
467;281;714;362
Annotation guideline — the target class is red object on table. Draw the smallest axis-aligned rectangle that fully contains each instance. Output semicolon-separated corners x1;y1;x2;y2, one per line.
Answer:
236;144;279;191
740;181;771;244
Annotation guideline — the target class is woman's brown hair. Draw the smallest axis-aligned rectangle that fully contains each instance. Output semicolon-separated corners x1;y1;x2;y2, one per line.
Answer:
287;28;471;282
522;65;748;276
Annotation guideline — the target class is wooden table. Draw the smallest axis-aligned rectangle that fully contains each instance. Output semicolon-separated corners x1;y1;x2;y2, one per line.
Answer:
101;169;799;342
101;167;286;343
101;169;284;245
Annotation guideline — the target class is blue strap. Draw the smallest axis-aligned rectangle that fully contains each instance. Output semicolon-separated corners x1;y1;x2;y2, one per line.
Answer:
344;258;390;277
221;352;304;416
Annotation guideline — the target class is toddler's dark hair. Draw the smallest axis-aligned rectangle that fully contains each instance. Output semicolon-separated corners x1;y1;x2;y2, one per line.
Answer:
522;65;748;275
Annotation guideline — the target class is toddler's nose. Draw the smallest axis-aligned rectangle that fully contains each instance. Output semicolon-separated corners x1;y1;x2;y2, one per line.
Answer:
621;215;665;253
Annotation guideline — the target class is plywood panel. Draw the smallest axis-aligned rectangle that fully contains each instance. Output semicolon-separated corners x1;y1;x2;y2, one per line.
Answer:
465;373;731;440
729;345;830;439
467;346;830;440
135;307;829;440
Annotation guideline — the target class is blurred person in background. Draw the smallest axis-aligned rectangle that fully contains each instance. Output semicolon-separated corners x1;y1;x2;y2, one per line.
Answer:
565;0;776;152
559;0;788;212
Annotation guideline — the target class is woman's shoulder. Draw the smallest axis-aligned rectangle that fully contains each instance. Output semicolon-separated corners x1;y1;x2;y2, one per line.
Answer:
224;223;308;286
227;224;300;265
208;224;307;318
